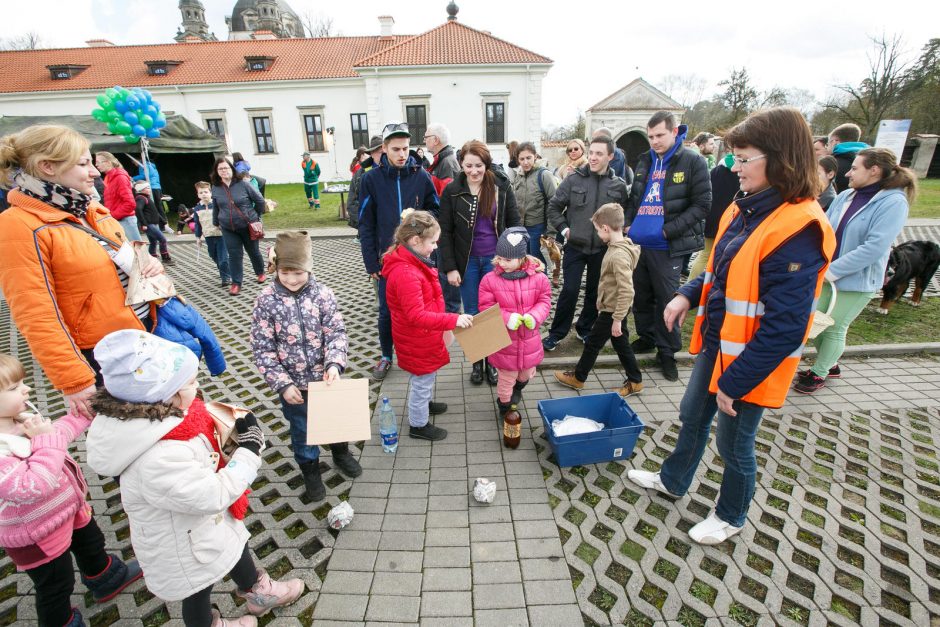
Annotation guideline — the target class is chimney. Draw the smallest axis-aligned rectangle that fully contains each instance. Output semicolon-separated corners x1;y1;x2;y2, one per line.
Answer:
86;39;115;47
378;15;394;37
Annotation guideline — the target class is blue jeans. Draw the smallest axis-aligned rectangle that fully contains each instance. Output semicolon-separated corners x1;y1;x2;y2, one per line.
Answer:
377;276;393;359
119;216;141;242
205;236;231;283
144;223;167;256
280;391;320;465
459;255;493;315
659;351;765;528
525;223;547;265
221;227;265;286
431;250;461;313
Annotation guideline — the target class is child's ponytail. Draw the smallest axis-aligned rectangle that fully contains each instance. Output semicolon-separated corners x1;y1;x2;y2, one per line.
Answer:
393;209;439;247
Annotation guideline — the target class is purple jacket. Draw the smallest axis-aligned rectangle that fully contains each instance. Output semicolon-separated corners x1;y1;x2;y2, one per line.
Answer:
478;258;552;371
0;413;92;550
251;277;348;393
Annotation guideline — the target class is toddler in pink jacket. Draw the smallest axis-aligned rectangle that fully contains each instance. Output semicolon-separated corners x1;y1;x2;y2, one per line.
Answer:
0;354;141;627
478;227;552;419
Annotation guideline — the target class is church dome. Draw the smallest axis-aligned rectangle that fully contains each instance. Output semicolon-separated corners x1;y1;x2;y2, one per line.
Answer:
229;0;304;37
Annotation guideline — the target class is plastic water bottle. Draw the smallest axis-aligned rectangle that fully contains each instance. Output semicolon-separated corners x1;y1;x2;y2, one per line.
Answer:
379;396;398;454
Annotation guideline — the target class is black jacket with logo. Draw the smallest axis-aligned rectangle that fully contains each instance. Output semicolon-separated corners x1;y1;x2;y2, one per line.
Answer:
625;144;711;258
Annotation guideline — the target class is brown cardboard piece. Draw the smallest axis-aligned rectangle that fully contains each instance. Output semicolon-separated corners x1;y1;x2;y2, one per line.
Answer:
453;304;512;364
125;241;176;305
306;378;372;445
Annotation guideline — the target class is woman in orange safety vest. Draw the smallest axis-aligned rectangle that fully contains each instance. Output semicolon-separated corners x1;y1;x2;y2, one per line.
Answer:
627;108;836;545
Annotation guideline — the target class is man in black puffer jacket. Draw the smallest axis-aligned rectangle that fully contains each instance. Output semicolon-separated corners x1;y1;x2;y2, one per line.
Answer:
625;111;711;381
543;136;629;350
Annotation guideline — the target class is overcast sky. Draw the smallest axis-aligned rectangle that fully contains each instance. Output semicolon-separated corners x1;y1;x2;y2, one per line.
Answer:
6;0;936;127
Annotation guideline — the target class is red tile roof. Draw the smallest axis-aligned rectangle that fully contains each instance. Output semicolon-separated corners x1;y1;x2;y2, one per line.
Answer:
0;20;551;95
355;20;551;67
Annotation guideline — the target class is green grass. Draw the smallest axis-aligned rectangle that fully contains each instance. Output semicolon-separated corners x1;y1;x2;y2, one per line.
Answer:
263;182;354;230
910;178;940;219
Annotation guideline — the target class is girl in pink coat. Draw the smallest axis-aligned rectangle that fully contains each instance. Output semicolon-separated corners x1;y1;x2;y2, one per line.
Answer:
0;354;141;627
478;227;553;418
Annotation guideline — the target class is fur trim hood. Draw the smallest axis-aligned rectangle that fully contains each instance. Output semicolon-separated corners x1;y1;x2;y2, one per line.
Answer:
86;389;184;477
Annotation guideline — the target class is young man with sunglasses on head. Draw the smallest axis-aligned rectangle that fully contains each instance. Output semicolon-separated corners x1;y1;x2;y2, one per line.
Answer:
358;122;441;381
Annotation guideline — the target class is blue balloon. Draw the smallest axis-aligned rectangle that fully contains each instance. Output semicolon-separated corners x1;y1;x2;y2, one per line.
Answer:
132;124;147;137
153;100;161;111
145;104;158;118
142;89;153;103
123;111;139;125
113;99;127;114
146;128;160;138
126;97;140;109
153;115;167;129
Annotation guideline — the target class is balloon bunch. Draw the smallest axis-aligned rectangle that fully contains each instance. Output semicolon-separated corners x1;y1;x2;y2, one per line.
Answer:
90;86;167;144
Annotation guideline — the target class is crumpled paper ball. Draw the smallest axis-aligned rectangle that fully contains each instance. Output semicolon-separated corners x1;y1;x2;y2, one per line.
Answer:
327;501;355;529
472;477;497;504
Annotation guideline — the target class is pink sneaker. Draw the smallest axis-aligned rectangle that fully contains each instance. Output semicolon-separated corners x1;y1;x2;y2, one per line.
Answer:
211;609;257;627
237;569;304;616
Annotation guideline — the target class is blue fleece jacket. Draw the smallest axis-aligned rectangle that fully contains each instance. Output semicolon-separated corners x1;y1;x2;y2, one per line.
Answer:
132;162;161;190
680;188;826;402
628;125;688;250
152;297;226;376
358;154;440;275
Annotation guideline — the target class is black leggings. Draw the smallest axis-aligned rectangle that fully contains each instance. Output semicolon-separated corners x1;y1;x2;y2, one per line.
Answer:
181;545;258;627
24;519;110;627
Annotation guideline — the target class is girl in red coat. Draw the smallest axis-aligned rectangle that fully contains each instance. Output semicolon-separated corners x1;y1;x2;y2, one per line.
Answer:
383;210;473;442
478;227;552;419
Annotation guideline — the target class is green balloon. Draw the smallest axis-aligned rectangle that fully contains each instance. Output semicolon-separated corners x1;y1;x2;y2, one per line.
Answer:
96;94;111;109
107;110;121;122
105;88;118;100
139;114;154;130
91;108;107;122
119;88;130;100
107;121;119;133
124;134;140;144
114;121;132;135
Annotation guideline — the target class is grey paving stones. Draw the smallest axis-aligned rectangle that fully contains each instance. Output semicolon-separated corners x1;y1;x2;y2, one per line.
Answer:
420;591;473;617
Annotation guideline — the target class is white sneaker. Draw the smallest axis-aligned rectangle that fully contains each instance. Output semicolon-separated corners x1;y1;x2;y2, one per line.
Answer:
688;512;743;545
626;470;678;497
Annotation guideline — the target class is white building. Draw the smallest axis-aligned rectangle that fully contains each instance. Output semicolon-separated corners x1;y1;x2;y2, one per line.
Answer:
0;5;552;184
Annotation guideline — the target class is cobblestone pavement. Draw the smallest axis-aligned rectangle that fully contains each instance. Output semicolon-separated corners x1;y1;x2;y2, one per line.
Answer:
2;234;940;626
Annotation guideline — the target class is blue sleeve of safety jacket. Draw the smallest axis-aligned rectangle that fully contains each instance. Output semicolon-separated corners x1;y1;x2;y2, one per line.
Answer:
716;224;825;400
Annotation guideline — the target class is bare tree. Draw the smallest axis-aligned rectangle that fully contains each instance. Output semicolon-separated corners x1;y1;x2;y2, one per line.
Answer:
758;86;788;109
718;67;759;123
0;32;44;50
658;74;707;109
301;11;335;38
826;34;911;140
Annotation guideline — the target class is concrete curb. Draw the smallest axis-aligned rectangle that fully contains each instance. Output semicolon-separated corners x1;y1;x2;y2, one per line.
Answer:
540;342;940;369
165;227;355;245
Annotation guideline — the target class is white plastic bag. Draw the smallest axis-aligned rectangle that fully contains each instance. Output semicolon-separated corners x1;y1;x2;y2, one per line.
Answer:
472;477;497;503
551;415;604;437
327;502;355;529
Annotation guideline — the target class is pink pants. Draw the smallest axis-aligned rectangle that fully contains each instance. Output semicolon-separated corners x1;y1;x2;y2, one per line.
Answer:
496;367;537;403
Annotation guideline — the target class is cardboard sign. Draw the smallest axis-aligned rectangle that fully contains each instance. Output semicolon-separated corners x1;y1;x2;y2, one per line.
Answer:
453;304;512;363
125;242;176;305
306;378;372;445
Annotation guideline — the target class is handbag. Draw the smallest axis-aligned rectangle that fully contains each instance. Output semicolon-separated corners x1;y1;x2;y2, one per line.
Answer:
204;401;249;460
808;279;837;339
225;184;264;241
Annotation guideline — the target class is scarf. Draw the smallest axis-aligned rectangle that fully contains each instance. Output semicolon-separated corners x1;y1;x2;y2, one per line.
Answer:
160;398;251;520
13;170;92;219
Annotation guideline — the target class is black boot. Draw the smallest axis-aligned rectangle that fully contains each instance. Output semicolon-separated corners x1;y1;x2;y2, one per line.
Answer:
429;401;448;415
160;251;173;265
511;380;528;406
497;399;514;419
484;358;498;386
81;555;143;603
299;461;326;501
330;443;362;478
470;361;484;385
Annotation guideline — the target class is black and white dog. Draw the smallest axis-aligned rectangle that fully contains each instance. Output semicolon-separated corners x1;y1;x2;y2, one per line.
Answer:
878;240;940;314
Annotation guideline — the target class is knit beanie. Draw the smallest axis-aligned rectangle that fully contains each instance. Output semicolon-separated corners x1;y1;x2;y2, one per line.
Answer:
94;330;199;404
273;230;313;272
495;227;529;260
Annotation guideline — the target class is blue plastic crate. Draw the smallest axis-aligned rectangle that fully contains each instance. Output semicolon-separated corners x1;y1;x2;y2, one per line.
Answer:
537;392;645;467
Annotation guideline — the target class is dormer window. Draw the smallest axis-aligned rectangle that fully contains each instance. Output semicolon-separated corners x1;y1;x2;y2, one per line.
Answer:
245;55;276;71
46;64;88;80
145;60;181;76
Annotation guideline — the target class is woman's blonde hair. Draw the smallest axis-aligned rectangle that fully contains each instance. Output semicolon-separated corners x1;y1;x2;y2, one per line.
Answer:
0;354;26;390
95;151;123;170
393;209;439;246
0;124;89;187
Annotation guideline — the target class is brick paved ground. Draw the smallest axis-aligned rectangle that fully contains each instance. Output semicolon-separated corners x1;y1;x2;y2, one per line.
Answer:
1;233;940;626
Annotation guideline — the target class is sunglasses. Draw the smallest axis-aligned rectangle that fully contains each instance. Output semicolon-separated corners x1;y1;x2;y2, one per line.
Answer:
566;147;581;153
383;122;409;135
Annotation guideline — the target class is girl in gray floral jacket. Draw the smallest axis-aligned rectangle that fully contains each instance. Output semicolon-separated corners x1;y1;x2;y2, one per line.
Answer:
250;231;359;501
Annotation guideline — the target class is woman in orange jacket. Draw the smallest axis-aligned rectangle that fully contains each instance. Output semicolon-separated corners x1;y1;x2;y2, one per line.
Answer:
0;125;165;418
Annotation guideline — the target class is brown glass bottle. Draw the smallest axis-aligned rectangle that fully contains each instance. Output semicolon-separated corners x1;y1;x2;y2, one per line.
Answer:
503;406;521;449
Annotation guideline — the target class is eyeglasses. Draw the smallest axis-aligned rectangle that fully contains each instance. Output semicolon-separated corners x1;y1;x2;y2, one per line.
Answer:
423;134;436;140
383;122;409;135
567;147;581;153
732;154;766;167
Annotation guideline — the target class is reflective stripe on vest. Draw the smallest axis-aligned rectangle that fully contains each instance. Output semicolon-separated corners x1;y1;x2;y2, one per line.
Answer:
689;198;836;408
